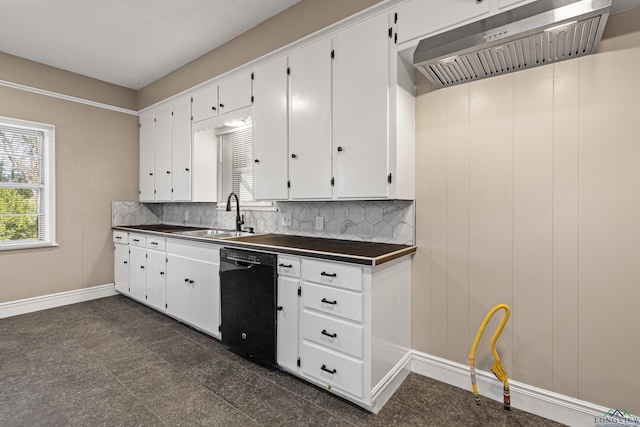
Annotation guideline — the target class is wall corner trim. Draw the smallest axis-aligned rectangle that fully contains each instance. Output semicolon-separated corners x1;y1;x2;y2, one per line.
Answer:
0;284;118;319
411;350;609;427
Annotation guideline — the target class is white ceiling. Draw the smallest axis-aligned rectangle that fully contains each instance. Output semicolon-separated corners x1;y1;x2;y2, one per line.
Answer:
0;0;301;90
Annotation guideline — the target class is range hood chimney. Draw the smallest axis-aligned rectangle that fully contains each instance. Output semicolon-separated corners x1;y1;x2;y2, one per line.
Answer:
413;0;612;88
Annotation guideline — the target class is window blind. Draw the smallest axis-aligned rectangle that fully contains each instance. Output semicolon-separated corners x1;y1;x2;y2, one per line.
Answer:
217;124;253;203
0;118;54;246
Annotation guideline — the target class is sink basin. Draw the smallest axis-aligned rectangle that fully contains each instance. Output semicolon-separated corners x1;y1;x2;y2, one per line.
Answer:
174;229;254;239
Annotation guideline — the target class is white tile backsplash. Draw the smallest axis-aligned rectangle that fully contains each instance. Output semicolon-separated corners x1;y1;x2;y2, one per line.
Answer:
112;199;415;245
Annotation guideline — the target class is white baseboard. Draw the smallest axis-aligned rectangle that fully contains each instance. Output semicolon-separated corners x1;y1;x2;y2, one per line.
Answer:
0;283;117;319
411;350;609;427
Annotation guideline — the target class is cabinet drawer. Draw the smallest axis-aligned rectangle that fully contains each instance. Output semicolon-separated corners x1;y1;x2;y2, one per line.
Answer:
277;256;300;278
166;239;220;264
146;236;166;251
302;342;363;398
302;259;362;291
303;310;363;359
302;282;362;322
129;233;146;247
113;231;128;244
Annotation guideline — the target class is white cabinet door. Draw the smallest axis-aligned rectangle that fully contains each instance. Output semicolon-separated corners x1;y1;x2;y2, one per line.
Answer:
114;243;130;294
192;125;218;202
139;114;155;201
166;255;191;321
171;96;192;201
192;85;219;123
218;71;253;115
129;246;147;302
154;104;172;201
289;38;333;199
252;57;289;200
189;259;220;338
395;0;490;45
333;14;390;198
146;249;166;312
277;276;300;371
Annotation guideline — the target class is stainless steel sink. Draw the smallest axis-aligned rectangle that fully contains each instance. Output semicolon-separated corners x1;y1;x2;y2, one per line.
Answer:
174;229;254;239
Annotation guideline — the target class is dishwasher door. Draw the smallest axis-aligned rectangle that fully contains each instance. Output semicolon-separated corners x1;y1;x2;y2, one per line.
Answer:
219;248;278;367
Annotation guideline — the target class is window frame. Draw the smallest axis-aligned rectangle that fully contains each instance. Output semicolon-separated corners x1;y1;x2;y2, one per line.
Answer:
0;116;56;251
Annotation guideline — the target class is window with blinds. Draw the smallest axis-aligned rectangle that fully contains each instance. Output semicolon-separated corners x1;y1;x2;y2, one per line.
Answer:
217;124;254;203
0;117;55;249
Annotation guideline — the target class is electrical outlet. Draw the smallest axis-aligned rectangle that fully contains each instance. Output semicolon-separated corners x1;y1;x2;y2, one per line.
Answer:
281;213;292;226
315;216;324;231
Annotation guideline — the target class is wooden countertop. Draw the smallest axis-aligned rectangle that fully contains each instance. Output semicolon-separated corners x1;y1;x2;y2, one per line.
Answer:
113;225;415;266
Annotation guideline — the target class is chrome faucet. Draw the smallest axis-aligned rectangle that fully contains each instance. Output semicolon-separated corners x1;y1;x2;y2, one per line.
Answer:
226;192;244;231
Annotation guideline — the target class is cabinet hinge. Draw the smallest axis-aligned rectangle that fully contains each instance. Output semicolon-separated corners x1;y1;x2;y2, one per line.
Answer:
171;188;174;193
388;27;392;38
297;357;301;367
251;72;254;80
191;116;193;121
154;118;156;122
138;123;141;128
331;50;335;60
165;303;168;309
251;95;254;103
171;111;174;116
297;286;301;296
154;189;157;194
394;12;398;24
394;33;398;44
190;96;193;102
287;67;290;75
166;257;168;263
218;325;222;332
331;177;335;187
145;295;147;300
287;180;291;189
145;253;148;258
388;173;392;184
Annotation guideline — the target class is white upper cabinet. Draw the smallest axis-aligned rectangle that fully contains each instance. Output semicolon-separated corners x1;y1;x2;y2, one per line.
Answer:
191;85;219;123
170;96;192;201
139;114;155;201
395;0;490;45
333;14;390;199
252;57;289;200
154;104;172;201
289;37;333;199
218;71;253;116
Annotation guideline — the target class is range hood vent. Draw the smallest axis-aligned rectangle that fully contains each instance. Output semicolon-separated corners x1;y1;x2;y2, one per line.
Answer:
414;0;611;88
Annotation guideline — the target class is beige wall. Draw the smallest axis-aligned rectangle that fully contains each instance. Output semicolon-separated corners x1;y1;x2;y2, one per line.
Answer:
137;0;382;109
413;10;640;413
0;86;139;303
0;52;137;111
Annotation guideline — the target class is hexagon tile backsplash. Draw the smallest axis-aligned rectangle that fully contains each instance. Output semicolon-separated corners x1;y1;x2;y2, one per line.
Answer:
112;200;414;245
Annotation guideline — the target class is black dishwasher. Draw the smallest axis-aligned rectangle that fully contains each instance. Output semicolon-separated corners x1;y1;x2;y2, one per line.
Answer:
219;248;278;367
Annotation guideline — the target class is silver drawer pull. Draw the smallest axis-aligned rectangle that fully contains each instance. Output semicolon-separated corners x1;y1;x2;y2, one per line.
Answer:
321;298;337;305
321;329;337;338
321;364;337;375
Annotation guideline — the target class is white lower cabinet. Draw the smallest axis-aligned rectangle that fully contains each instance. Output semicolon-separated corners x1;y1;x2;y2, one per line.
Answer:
113;231;129;294
166;239;221;338
278;255;412;413
276;256;301;372
113;231;221;339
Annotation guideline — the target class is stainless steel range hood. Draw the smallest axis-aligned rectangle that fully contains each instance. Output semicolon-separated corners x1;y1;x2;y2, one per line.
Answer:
413;0;612;88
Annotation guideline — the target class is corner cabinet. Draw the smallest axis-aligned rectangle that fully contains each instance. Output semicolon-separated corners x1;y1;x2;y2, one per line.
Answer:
276;254;412;413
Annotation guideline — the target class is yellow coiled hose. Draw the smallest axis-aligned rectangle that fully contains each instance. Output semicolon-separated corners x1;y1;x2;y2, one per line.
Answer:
469;303;511;410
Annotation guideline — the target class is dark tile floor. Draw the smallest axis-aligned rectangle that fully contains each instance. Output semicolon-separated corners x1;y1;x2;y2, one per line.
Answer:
0;295;564;426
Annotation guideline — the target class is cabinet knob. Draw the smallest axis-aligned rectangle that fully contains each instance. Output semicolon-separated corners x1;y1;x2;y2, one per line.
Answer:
123;261;128;265
291;154;297;159
277;306;283;311
160;271;165;275
212;106;217;111
166;171;170;174
140;266;145;269
149;172;153;176
189;280;194;284
337;146;343;152
185;168;190;172
184;278;189;283
254;159;260;163
219;103;224;108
